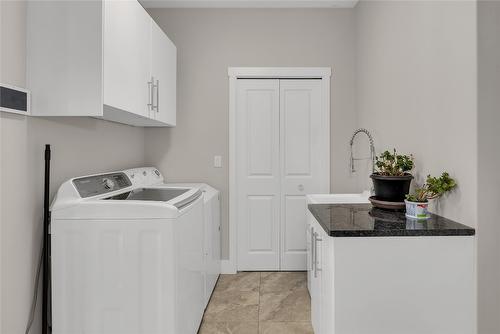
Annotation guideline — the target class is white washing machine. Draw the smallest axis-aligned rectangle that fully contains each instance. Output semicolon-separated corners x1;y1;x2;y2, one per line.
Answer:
50;167;220;334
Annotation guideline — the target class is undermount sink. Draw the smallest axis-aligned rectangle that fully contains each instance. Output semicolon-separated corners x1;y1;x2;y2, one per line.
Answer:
306;191;371;204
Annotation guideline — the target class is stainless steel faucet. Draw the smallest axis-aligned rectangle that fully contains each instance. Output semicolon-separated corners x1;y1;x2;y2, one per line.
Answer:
349;128;375;174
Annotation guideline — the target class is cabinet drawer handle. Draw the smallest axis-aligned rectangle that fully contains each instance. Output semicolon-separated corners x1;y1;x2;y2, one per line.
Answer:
147;76;155;110
314;232;322;277
313;231;317;277
310;227;315;271
155;79;159;112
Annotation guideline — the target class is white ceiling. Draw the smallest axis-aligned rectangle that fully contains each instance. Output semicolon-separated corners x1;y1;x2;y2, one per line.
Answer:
140;0;359;9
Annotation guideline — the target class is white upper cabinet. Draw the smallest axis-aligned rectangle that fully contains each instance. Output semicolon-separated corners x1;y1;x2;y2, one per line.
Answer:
103;0;152;120
27;0;176;127
151;22;177;126
27;0;103;117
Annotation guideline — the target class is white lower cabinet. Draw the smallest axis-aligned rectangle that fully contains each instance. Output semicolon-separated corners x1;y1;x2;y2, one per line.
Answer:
310;221;322;334
307;213;476;334
27;0;176;127
308;215;332;334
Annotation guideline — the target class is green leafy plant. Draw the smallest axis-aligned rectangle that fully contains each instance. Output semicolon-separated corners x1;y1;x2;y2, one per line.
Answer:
405;172;457;202
375;149;414;176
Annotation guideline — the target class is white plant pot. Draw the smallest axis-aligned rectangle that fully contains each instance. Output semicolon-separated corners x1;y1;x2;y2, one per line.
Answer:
404;200;429;219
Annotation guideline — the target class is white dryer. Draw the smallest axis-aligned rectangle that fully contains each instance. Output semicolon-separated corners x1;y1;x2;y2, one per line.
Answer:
166;183;221;307
50;167;216;334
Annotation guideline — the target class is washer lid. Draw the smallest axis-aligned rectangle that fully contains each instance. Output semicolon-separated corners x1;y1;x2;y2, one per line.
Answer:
104;188;189;202
51;187;203;220
102;187;202;210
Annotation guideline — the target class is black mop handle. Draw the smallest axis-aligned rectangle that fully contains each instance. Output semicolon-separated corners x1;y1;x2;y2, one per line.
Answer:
42;145;50;334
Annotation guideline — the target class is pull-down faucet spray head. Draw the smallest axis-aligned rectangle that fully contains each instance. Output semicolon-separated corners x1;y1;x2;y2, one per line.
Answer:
349;128;376;174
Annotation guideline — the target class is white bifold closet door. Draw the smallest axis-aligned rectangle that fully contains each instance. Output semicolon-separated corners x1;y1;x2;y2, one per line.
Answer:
236;79;329;271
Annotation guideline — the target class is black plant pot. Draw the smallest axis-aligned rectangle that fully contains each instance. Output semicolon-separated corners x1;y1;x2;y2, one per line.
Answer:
370;173;413;202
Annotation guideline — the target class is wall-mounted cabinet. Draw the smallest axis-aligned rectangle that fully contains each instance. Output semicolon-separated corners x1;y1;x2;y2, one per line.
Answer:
27;0;176;127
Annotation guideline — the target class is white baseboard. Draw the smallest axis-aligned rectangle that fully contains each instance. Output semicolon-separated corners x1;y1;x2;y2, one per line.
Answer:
221;260;237;274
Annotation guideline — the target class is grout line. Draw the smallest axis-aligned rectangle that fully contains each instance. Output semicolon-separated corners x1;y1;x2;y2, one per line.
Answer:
258;271;262;333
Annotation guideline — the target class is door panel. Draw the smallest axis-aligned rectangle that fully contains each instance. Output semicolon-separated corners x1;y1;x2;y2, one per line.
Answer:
283;89;312;176
248;196;275;251
280;80;328;270
247;89;275;175
237;80;280;270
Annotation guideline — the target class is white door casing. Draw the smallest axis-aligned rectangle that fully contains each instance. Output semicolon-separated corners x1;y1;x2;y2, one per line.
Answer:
231;68;330;272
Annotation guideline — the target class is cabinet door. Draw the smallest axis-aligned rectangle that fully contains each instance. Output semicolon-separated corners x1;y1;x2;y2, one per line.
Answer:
151;21;177;126
27;0;103;116
310;221;322;334
306;218;312;293
103;0;151;118
319;226;333;334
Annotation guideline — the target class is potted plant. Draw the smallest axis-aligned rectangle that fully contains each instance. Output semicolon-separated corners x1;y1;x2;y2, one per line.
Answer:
405;172;457;219
371;149;414;202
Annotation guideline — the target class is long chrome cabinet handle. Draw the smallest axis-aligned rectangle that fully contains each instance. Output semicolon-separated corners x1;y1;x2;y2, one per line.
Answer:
155;79;159;112
314;232;323;277
147;76;154;110
310;227;315;271
313;230;317;277
151;78;158;112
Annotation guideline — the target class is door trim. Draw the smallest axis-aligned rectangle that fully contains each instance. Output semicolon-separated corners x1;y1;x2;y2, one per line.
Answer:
226;67;331;274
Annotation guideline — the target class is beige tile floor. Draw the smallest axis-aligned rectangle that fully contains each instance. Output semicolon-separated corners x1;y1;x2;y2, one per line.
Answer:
198;272;313;334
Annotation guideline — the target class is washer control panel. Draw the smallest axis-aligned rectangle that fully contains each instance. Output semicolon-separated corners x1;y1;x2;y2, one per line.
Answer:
73;172;132;198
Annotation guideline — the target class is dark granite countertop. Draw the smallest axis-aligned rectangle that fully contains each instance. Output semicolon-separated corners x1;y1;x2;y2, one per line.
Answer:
308;203;475;237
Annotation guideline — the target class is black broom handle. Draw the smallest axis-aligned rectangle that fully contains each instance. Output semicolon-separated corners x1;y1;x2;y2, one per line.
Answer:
42;145;50;334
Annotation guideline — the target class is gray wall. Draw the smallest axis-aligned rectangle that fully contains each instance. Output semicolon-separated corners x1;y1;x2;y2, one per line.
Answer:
0;1;146;333
145;8;358;258
477;1;500;333
355;0;481;330
355;0;478;226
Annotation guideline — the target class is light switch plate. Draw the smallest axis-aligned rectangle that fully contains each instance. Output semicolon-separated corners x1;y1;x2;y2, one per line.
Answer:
214;155;222;168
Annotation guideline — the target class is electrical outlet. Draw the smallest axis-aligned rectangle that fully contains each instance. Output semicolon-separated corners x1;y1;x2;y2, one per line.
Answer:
214;155;222;168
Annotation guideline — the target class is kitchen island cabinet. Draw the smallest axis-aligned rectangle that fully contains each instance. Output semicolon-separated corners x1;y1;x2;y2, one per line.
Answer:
307;203;475;334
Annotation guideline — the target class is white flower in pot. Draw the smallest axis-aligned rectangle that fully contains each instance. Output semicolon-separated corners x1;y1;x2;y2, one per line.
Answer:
405;172;457;219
